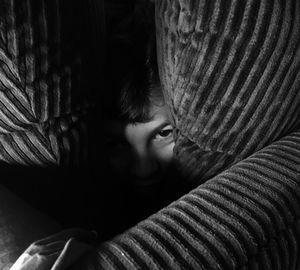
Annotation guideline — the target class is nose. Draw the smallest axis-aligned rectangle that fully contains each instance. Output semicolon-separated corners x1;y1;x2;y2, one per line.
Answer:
131;150;160;181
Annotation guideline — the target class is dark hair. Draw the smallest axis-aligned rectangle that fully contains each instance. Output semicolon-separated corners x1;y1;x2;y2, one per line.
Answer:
104;0;161;123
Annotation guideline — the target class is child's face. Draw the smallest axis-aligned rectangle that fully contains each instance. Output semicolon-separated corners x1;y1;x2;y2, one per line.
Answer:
105;101;174;188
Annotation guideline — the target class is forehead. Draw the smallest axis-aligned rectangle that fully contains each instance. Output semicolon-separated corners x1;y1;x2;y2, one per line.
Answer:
126;103;170;133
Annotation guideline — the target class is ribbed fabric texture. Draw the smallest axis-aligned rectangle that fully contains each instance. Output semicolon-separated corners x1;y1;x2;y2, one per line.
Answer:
0;0;102;167
156;0;300;182
72;0;300;269
76;131;300;269
1;0;299;269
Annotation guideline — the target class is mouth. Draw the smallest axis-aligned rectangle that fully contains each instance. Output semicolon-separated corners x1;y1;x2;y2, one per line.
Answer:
130;172;163;189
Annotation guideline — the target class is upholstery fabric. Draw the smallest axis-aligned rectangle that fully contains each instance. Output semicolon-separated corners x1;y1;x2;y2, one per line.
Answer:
0;0;103;167
0;0;299;269
73;0;300;269
157;0;300;182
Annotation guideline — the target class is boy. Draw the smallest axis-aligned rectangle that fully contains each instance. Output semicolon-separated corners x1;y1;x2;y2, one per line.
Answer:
99;3;187;233
103;3;175;200
103;50;175;196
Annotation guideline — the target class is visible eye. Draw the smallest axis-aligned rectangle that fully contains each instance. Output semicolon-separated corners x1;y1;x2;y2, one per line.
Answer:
153;125;174;141
151;124;175;160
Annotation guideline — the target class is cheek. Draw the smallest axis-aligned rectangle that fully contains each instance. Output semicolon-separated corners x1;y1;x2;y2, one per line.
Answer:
153;142;175;164
108;151;133;174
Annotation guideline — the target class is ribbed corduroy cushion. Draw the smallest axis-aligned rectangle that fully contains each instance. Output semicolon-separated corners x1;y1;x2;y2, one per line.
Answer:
157;0;300;182
72;0;300;269
0;0;103;166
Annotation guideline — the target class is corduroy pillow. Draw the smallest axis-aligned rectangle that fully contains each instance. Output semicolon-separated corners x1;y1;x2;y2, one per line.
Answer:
0;0;103;169
156;0;300;183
